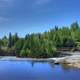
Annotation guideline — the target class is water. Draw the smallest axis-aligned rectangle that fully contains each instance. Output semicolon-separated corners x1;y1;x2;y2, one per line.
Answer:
0;60;80;80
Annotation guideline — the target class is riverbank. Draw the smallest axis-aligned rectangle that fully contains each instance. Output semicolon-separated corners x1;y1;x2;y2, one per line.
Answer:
0;51;80;68
61;55;80;68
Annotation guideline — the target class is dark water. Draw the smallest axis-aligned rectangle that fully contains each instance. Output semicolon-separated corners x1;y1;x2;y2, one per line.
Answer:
0;61;80;80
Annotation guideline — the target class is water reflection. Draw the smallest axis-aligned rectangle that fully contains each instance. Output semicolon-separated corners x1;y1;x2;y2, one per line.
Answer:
20;60;80;70
28;60;49;67
0;60;80;80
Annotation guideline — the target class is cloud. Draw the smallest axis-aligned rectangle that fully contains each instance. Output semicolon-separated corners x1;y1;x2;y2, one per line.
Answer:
35;0;52;5
0;17;8;23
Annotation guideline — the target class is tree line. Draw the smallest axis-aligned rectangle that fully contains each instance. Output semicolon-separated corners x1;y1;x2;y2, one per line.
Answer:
0;22;80;58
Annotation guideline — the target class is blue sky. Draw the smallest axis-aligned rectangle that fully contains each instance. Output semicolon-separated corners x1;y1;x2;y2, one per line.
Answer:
0;0;80;38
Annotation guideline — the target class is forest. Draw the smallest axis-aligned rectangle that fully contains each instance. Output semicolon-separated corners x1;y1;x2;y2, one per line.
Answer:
0;22;80;58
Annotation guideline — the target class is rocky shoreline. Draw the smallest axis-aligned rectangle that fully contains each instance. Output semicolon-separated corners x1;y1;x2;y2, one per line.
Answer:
51;54;80;68
0;52;80;68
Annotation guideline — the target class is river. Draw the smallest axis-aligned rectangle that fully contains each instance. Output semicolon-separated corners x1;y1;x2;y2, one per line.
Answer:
0;60;80;80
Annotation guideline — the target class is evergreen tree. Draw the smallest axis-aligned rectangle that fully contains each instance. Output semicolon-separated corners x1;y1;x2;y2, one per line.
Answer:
8;32;13;48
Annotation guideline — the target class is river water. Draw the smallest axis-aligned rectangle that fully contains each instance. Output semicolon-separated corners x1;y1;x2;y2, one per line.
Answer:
0;60;80;80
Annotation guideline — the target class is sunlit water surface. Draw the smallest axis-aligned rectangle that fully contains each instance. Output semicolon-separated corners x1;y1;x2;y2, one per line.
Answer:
0;60;80;80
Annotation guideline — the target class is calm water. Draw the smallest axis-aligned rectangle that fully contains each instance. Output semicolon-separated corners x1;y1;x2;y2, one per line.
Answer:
0;60;80;80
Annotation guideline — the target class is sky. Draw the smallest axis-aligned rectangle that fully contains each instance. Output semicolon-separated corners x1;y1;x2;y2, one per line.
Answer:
0;0;80;38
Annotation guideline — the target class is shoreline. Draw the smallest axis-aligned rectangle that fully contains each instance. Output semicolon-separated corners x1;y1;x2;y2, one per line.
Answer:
0;52;80;68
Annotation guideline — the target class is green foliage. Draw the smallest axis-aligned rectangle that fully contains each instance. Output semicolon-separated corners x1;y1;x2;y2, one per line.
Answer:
0;22;80;58
13;39;24;56
20;49;27;57
8;32;13;48
8;33;19;48
71;22;79;31
2;36;8;47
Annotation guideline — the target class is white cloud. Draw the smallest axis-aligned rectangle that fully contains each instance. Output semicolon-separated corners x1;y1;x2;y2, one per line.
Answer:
0;17;8;23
